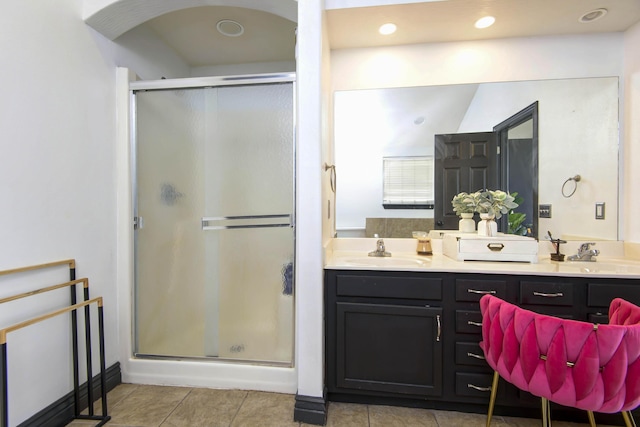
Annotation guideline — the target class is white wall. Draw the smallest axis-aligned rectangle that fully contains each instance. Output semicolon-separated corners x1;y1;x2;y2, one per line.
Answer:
112;25;191;80
623;21;640;243
0;1;117;425
332;34;623;91
295;0;327;400
0;0;201;423
191;60;296;77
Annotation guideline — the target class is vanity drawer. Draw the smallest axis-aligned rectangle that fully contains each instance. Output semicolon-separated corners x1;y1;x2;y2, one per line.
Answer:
335;275;442;300
519;281;573;306
455;342;488;367
455;372;496;399
587;283;640;307
455;279;507;302
456;310;483;334
588;313;609;324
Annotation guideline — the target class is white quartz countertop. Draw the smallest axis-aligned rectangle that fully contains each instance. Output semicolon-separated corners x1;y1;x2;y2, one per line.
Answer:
324;238;640;279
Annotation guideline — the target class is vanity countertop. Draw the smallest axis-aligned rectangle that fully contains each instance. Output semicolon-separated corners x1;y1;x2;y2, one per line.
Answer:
324;238;640;279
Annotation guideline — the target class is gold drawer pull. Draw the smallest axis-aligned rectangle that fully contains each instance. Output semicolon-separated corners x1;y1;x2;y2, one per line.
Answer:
487;243;505;251
533;291;564;298
468;384;492;392
467;320;482;327
468;289;496;295
467;352;485;360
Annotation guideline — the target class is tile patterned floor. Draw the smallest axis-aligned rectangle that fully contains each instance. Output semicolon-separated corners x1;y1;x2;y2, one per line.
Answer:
66;384;619;427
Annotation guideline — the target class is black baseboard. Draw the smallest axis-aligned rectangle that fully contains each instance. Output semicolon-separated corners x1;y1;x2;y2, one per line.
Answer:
294;391;327;425
18;362;121;427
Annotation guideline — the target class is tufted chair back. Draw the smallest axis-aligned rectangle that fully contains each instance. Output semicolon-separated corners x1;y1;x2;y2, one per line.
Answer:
479;295;640;415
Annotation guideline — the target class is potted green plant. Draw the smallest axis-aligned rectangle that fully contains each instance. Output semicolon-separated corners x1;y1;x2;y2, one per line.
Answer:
451;192;477;233
474;190;519;236
507;192;532;236
474;190;518;219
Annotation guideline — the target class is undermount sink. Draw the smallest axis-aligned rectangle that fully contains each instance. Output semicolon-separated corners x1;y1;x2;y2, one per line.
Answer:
343;256;429;267
566;258;640;274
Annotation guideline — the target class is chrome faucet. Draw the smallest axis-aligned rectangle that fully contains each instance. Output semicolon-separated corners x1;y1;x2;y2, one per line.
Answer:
368;234;391;257
567;242;600;262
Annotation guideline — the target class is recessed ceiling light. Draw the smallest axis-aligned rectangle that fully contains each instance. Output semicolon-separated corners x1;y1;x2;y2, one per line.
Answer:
579;8;608;23
475;16;496;29
379;23;397;35
216;19;244;37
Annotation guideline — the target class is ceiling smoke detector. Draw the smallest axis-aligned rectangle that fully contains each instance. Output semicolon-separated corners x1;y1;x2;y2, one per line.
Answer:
217;19;244;37
579;8;608;23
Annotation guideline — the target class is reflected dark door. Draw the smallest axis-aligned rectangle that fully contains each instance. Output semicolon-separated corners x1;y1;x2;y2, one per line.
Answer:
503;138;535;234
434;132;497;230
494;102;538;237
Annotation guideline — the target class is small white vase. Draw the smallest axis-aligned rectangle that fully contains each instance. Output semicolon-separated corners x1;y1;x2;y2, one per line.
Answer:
477;213;498;237
458;213;475;233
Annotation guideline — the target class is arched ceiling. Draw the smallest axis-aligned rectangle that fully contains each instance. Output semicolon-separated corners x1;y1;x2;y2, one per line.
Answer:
84;0;297;41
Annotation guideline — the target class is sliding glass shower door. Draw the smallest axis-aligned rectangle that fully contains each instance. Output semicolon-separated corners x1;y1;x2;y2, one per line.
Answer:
133;77;294;365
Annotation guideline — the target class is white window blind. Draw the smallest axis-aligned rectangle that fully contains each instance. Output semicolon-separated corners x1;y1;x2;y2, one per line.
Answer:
382;156;434;207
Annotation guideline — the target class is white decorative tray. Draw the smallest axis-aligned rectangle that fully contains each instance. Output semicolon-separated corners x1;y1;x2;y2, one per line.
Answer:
443;232;539;263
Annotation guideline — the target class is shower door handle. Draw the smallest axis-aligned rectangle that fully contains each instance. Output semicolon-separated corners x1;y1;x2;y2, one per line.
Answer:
201;214;292;230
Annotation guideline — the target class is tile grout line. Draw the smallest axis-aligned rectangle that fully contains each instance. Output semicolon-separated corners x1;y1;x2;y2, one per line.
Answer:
95;383;138;420
111;383;138;410
367;404;371;427
157;387;195;427
228;390;250;427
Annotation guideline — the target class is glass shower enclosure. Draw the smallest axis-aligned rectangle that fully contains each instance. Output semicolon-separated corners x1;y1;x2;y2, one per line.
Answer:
132;74;295;365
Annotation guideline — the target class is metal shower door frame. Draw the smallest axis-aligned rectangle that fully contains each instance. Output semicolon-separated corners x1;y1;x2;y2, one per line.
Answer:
129;72;297;362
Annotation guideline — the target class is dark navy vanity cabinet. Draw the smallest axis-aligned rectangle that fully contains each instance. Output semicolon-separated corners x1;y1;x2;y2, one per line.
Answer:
324;269;640;424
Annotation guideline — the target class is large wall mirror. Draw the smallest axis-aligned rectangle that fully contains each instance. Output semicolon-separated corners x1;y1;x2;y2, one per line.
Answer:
334;77;619;241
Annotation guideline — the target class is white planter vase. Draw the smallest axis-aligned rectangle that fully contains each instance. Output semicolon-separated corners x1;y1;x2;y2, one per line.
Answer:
458;213;476;233
477;213;498;237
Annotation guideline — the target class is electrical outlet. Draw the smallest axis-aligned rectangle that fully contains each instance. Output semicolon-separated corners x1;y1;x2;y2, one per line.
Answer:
539;204;552;218
595;202;605;220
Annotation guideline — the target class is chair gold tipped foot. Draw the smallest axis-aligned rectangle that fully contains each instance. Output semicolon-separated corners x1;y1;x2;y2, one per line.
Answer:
587;410;596;427
541;397;552;427
486;371;500;427
622;411;637;427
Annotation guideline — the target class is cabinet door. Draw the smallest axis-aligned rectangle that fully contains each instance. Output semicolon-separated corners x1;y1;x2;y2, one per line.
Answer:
336;302;443;397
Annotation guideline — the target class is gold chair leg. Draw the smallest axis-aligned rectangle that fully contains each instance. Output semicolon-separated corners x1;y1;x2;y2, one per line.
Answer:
486;371;500;427
541;397;552;427
622;411;637;427
587;411;596;427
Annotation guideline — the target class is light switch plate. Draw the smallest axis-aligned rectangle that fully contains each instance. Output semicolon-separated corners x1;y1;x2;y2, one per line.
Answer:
595;202;605;220
539;204;552;218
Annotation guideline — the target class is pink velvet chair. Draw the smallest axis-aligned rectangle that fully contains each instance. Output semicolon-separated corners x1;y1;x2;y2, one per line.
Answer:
479;294;640;427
